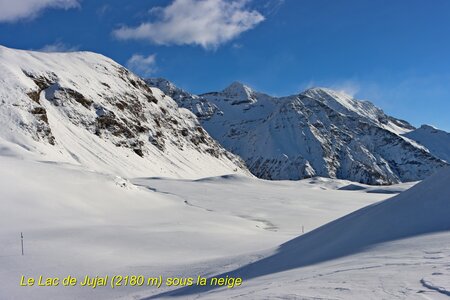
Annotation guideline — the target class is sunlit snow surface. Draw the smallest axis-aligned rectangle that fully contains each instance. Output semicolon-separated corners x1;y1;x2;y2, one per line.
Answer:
1;153;449;300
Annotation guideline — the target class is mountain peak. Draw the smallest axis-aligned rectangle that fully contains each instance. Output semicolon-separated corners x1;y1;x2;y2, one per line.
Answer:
419;124;439;131
301;86;351;99
224;81;250;89
145;77;179;94
216;81;260;106
222;81;254;96
405;125;450;163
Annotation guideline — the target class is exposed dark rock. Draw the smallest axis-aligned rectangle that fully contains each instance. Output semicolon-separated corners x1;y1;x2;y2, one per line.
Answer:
27;91;41;104
22;70;55;90
61;88;93;108
30;106;48;123
181;128;189;137
133;148;144;157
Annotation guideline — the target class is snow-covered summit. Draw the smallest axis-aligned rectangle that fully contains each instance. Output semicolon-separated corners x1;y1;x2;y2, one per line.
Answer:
147;79;448;184
404;124;450;163
0;46;249;178
415;124;444;132
218;81;258;105
202;81;275;107
300;87;414;134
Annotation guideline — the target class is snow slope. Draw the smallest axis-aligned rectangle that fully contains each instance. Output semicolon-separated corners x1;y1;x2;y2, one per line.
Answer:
0;155;395;300
148;79;448;184
2;154;447;300
236;165;450;275
156;232;450;300
148;166;450;299
0;45;248;179
405;124;450;163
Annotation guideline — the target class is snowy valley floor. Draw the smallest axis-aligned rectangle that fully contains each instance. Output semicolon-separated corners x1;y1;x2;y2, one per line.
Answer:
1;155;449;299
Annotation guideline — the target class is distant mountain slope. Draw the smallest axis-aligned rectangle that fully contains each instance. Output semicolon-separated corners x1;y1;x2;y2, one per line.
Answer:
0;46;249;178
148;78;447;184
146;78;219;120
404;125;450;163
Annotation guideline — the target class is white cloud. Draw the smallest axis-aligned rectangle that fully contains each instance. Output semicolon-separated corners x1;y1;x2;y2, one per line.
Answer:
127;54;157;77
39;42;79;52
113;0;265;49
0;0;80;22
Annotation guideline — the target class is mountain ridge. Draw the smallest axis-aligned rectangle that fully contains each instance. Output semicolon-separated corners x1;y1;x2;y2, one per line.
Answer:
404;125;450;163
0;46;249;179
147;78;448;184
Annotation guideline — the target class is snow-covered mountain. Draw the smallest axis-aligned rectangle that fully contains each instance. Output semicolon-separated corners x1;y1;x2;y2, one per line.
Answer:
0;46;249;178
404;124;450;163
148;78;448;184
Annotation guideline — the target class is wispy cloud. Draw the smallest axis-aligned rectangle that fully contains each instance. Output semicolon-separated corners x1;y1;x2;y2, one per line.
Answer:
232;43;243;49
39;41;79;52
260;0;285;16
113;0;265;49
299;79;360;97
97;4;111;17
0;0;80;22
127;54;157;77
329;80;360;97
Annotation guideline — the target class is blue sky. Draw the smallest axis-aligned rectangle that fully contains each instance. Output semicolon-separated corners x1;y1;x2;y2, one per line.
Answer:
0;0;449;130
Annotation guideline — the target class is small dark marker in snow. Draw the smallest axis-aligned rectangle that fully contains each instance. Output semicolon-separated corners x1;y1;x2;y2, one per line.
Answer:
21;232;24;256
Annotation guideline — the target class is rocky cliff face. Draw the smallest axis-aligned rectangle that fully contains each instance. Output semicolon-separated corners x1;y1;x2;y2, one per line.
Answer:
0;46;248;178
148;78;447;184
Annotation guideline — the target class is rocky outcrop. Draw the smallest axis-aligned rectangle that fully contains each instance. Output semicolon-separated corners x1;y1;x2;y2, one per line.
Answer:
0;46;248;178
